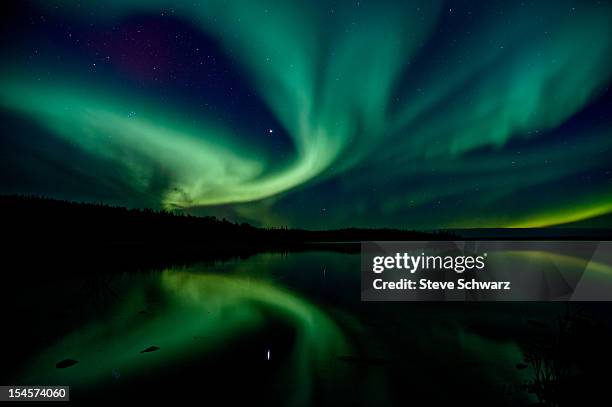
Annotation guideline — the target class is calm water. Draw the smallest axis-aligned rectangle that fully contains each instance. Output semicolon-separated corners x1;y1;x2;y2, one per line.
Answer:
5;250;604;405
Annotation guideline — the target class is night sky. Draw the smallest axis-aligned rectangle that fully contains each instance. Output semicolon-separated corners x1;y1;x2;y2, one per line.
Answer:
1;0;611;229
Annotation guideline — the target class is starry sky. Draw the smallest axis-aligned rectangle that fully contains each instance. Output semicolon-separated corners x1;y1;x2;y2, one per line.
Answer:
1;0;611;229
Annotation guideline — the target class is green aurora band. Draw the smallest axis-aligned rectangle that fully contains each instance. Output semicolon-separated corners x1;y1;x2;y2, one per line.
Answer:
21;270;351;405
19;255;546;404
1;0;611;228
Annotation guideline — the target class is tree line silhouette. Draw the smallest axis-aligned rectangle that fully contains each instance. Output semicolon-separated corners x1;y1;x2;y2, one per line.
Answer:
1;194;453;245
1;195;454;278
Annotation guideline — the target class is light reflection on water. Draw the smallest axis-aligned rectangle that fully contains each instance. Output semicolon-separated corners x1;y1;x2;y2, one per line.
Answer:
14;250;598;404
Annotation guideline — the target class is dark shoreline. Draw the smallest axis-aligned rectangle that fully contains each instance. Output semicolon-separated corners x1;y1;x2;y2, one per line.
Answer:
3;194;612;282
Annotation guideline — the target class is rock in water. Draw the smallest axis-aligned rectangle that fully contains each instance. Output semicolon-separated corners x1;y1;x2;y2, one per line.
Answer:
516;363;529;370
56;358;78;368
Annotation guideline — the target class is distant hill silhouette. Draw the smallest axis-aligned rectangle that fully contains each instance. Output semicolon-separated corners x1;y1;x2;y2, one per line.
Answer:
1;195;453;278
2;195;610;280
451;227;612;240
1;194;452;245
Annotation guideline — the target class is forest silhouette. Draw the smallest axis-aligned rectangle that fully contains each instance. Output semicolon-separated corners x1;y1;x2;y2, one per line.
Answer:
1;195;452;278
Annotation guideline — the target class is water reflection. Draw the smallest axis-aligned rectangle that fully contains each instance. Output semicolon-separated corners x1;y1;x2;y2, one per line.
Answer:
14;250;598;404
21;266;352;404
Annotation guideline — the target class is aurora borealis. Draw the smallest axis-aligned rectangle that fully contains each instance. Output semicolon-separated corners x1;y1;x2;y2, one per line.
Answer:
22;268;351;405
16;254;536;404
1;0;611;229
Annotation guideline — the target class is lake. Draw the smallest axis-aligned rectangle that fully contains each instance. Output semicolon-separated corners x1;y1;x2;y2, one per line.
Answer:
3;250;606;405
